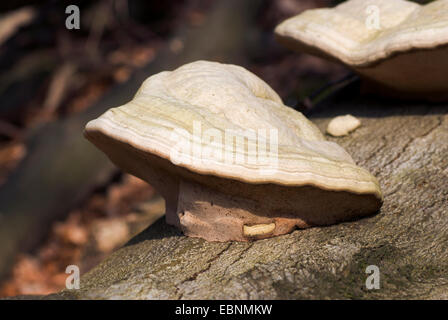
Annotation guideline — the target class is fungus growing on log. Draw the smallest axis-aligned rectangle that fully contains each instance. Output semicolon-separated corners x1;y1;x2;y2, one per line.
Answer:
84;60;382;242
275;0;448;100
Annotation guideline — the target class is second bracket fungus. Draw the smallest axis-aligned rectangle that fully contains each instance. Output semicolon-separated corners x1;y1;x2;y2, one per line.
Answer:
84;61;382;242
275;0;448;100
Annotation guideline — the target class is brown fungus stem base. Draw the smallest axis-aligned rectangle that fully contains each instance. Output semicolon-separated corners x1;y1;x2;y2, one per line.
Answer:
166;178;381;242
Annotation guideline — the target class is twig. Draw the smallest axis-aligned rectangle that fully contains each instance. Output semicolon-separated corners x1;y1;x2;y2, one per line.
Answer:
296;73;359;112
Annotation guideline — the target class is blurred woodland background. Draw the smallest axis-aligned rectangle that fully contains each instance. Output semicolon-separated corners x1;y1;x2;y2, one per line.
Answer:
0;0;433;297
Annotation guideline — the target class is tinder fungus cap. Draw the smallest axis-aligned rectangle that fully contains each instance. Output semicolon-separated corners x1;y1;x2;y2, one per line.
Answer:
84;60;382;242
275;0;448;100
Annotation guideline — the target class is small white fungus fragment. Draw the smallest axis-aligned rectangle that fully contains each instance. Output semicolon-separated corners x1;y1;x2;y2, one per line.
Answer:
326;114;361;137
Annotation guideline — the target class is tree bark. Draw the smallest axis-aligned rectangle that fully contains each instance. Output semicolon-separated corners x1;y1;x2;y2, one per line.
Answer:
49;94;448;299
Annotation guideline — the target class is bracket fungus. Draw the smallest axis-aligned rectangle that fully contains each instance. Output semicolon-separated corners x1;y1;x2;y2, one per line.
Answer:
84;60;382;242
275;0;448;100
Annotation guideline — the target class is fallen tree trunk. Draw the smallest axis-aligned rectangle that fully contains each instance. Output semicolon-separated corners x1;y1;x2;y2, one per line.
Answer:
48;95;448;299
